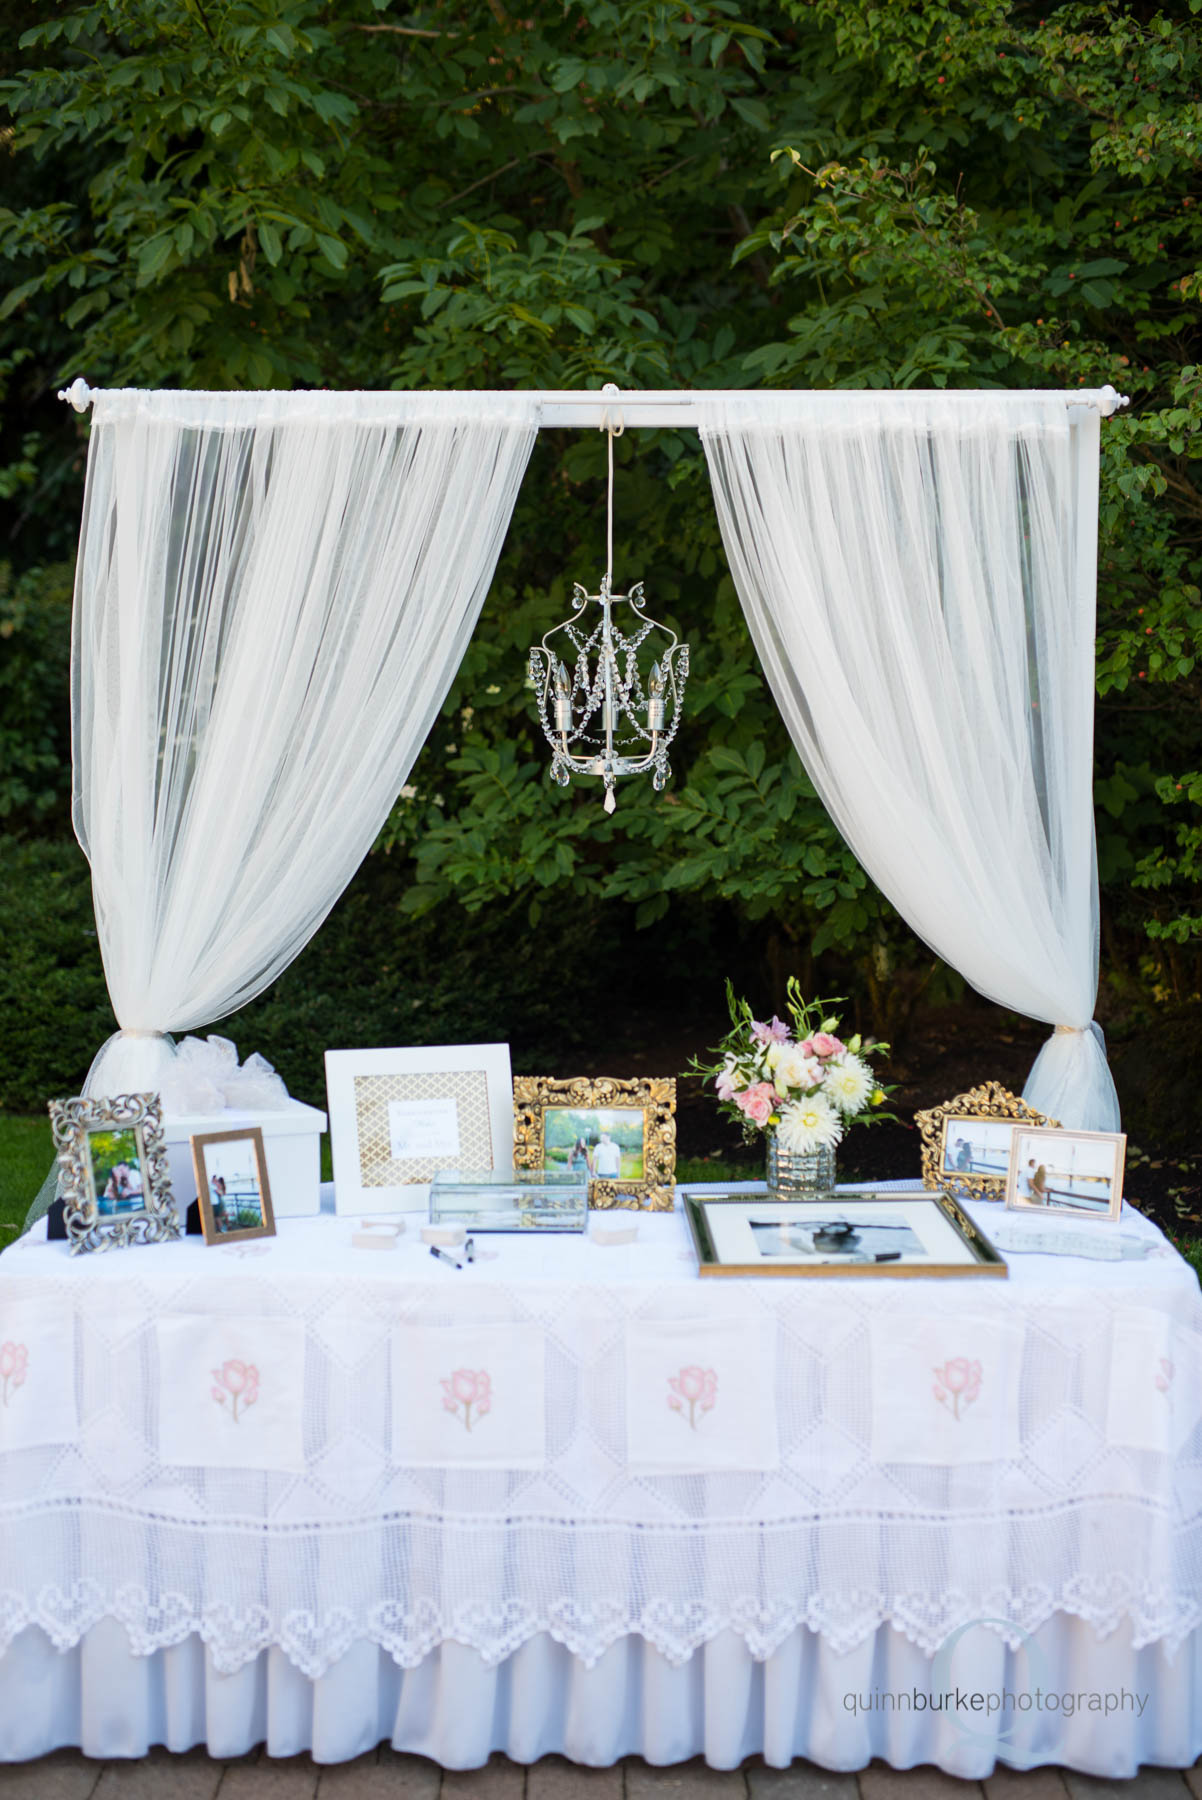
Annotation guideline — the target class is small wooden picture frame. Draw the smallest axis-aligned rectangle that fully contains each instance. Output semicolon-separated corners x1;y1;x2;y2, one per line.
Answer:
513;1075;676;1211
1005;1126;1126;1222
192;1127;276;1245
915;1082;1059;1200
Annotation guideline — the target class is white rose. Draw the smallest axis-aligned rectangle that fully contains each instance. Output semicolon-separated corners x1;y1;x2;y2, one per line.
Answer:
769;1046;823;1093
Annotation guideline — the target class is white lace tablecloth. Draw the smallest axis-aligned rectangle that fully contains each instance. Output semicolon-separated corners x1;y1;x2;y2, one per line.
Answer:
1;1182;1199;1683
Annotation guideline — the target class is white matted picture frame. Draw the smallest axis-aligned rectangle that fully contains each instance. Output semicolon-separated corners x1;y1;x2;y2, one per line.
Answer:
325;1044;514;1215
1005;1125;1126;1221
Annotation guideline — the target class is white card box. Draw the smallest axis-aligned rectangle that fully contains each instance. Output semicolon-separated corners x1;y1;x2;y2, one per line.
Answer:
163;1101;327;1218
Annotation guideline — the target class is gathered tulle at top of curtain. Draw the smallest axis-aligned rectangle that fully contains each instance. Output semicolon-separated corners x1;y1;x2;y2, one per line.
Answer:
89;387;541;430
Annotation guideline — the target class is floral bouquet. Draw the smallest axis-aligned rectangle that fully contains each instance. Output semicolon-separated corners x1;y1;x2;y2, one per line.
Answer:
692;978;891;1157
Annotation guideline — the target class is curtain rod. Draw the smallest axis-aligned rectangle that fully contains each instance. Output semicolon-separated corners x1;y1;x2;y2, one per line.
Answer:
58;378;1131;422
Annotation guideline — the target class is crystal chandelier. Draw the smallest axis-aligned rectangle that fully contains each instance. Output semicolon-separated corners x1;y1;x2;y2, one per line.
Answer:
528;388;689;813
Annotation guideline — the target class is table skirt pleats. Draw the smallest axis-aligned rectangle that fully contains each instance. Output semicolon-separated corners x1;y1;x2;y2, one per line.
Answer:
2;1617;1199;1777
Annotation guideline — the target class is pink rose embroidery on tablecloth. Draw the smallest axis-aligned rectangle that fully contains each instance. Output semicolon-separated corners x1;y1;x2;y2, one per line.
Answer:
440;1368;491;1432
668;1366;717;1430
933;1357;982;1422
211;1359;259;1424
1155;1357;1174;1395
0;1342;27;1408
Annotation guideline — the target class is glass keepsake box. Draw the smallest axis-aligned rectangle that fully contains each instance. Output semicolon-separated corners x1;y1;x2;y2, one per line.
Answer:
429;1167;588;1232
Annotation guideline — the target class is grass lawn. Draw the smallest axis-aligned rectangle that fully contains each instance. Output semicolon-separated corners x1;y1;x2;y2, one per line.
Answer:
4;1116;1198;1280
0;1114;55;1241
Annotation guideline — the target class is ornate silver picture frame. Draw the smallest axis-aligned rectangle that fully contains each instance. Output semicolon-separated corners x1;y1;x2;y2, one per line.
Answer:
48;1091;181;1255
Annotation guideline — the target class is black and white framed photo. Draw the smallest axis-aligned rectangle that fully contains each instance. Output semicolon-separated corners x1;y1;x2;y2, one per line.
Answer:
683;1189;1007;1278
1005;1126;1126;1221
48;1091;180;1255
192;1127;277;1245
325;1044;514;1214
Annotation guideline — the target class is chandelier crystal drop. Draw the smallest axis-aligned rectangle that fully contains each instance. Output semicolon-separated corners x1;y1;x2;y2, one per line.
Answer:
528;390;689;812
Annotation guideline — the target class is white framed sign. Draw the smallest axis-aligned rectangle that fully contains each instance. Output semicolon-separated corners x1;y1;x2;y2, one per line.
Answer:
325;1043;513;1214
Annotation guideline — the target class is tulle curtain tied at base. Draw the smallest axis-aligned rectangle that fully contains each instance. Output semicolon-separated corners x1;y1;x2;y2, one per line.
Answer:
72;390;538;1101
699;392;1119;1133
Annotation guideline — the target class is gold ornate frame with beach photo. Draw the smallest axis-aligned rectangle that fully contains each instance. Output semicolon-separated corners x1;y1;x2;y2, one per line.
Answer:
513;1075;676;1211
915;1082;1059;1200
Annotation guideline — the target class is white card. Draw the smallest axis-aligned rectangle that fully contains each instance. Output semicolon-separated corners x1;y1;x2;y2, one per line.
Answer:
870;1315;1023;1465
387;1095;461;1161
157;1315;305;1472
391;1324;545;1468
625;1316;778;1473
0;1301;77;1451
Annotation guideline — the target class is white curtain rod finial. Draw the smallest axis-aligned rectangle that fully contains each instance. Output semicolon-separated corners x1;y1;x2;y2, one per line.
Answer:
1097;384;1131;415
58;377;95;412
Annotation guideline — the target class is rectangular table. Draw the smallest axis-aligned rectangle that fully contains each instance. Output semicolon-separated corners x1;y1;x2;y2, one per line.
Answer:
1;1182;1200;1776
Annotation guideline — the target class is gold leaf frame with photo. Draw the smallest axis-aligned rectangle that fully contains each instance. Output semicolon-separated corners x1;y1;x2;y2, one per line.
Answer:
513;1075;676;1211
915;1081;1059;1199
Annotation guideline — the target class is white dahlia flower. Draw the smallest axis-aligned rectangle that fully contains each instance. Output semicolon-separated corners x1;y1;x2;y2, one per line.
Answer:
823;1052;874;1116
775;1091;844;1154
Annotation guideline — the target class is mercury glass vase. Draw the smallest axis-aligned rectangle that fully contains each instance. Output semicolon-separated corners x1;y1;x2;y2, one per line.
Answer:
765;1131;837;1199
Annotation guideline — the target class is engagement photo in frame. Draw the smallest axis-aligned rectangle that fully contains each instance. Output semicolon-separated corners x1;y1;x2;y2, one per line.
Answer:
915;1082;1059;1200
192;1127;277;1245
513;1075;676;1211
1006;1126;1127;1221
684;1189;1007;1279
47;1091;180;1255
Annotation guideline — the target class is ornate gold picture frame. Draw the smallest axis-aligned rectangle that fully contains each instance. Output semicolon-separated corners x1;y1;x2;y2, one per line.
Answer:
513;1075;676;1211
915;1081;1059;1200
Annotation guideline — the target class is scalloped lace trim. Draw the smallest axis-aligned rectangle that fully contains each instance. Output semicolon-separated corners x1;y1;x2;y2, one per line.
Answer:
3;1581;1199;1679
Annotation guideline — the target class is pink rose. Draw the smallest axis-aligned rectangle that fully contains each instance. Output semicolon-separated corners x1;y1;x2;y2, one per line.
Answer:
0;1343;27;1385
216;1359;251;1396
735;1081;778;1125
667;1365;718;1427
811;1032;844;1059
933;1357;982;1420
441;1368;492;1430
1155;1358;1173;1394
798;1039;815;1058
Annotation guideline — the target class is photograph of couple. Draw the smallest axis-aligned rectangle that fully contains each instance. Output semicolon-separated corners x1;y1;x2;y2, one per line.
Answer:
194;1130;276;1244
543;1107;645;1182
1010;1128;1124;1216
88;1127;146;1217
941;1118;1015;1179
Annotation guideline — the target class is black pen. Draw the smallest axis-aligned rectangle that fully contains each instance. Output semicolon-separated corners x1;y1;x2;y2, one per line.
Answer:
429;1244;464;1271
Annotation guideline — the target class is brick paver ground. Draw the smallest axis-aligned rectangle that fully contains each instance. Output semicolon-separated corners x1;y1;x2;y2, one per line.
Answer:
0;1752;1198;1797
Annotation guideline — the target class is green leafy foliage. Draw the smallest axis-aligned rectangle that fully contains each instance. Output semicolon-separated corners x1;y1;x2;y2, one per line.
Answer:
1;0;1200;1010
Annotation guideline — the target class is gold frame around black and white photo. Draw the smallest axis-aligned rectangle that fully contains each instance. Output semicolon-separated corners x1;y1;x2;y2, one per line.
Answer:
683;1189;1007;1279
513;1075;676;1211
915;1082;1059;1200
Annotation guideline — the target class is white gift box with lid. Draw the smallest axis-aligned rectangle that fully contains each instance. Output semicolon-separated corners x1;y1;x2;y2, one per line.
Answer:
149;1034;327;1219
163;1100;327;1219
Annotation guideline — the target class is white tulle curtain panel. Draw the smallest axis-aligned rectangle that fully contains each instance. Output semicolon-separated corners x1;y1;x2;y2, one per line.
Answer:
700;392;1120;1133
73;390;538;1098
